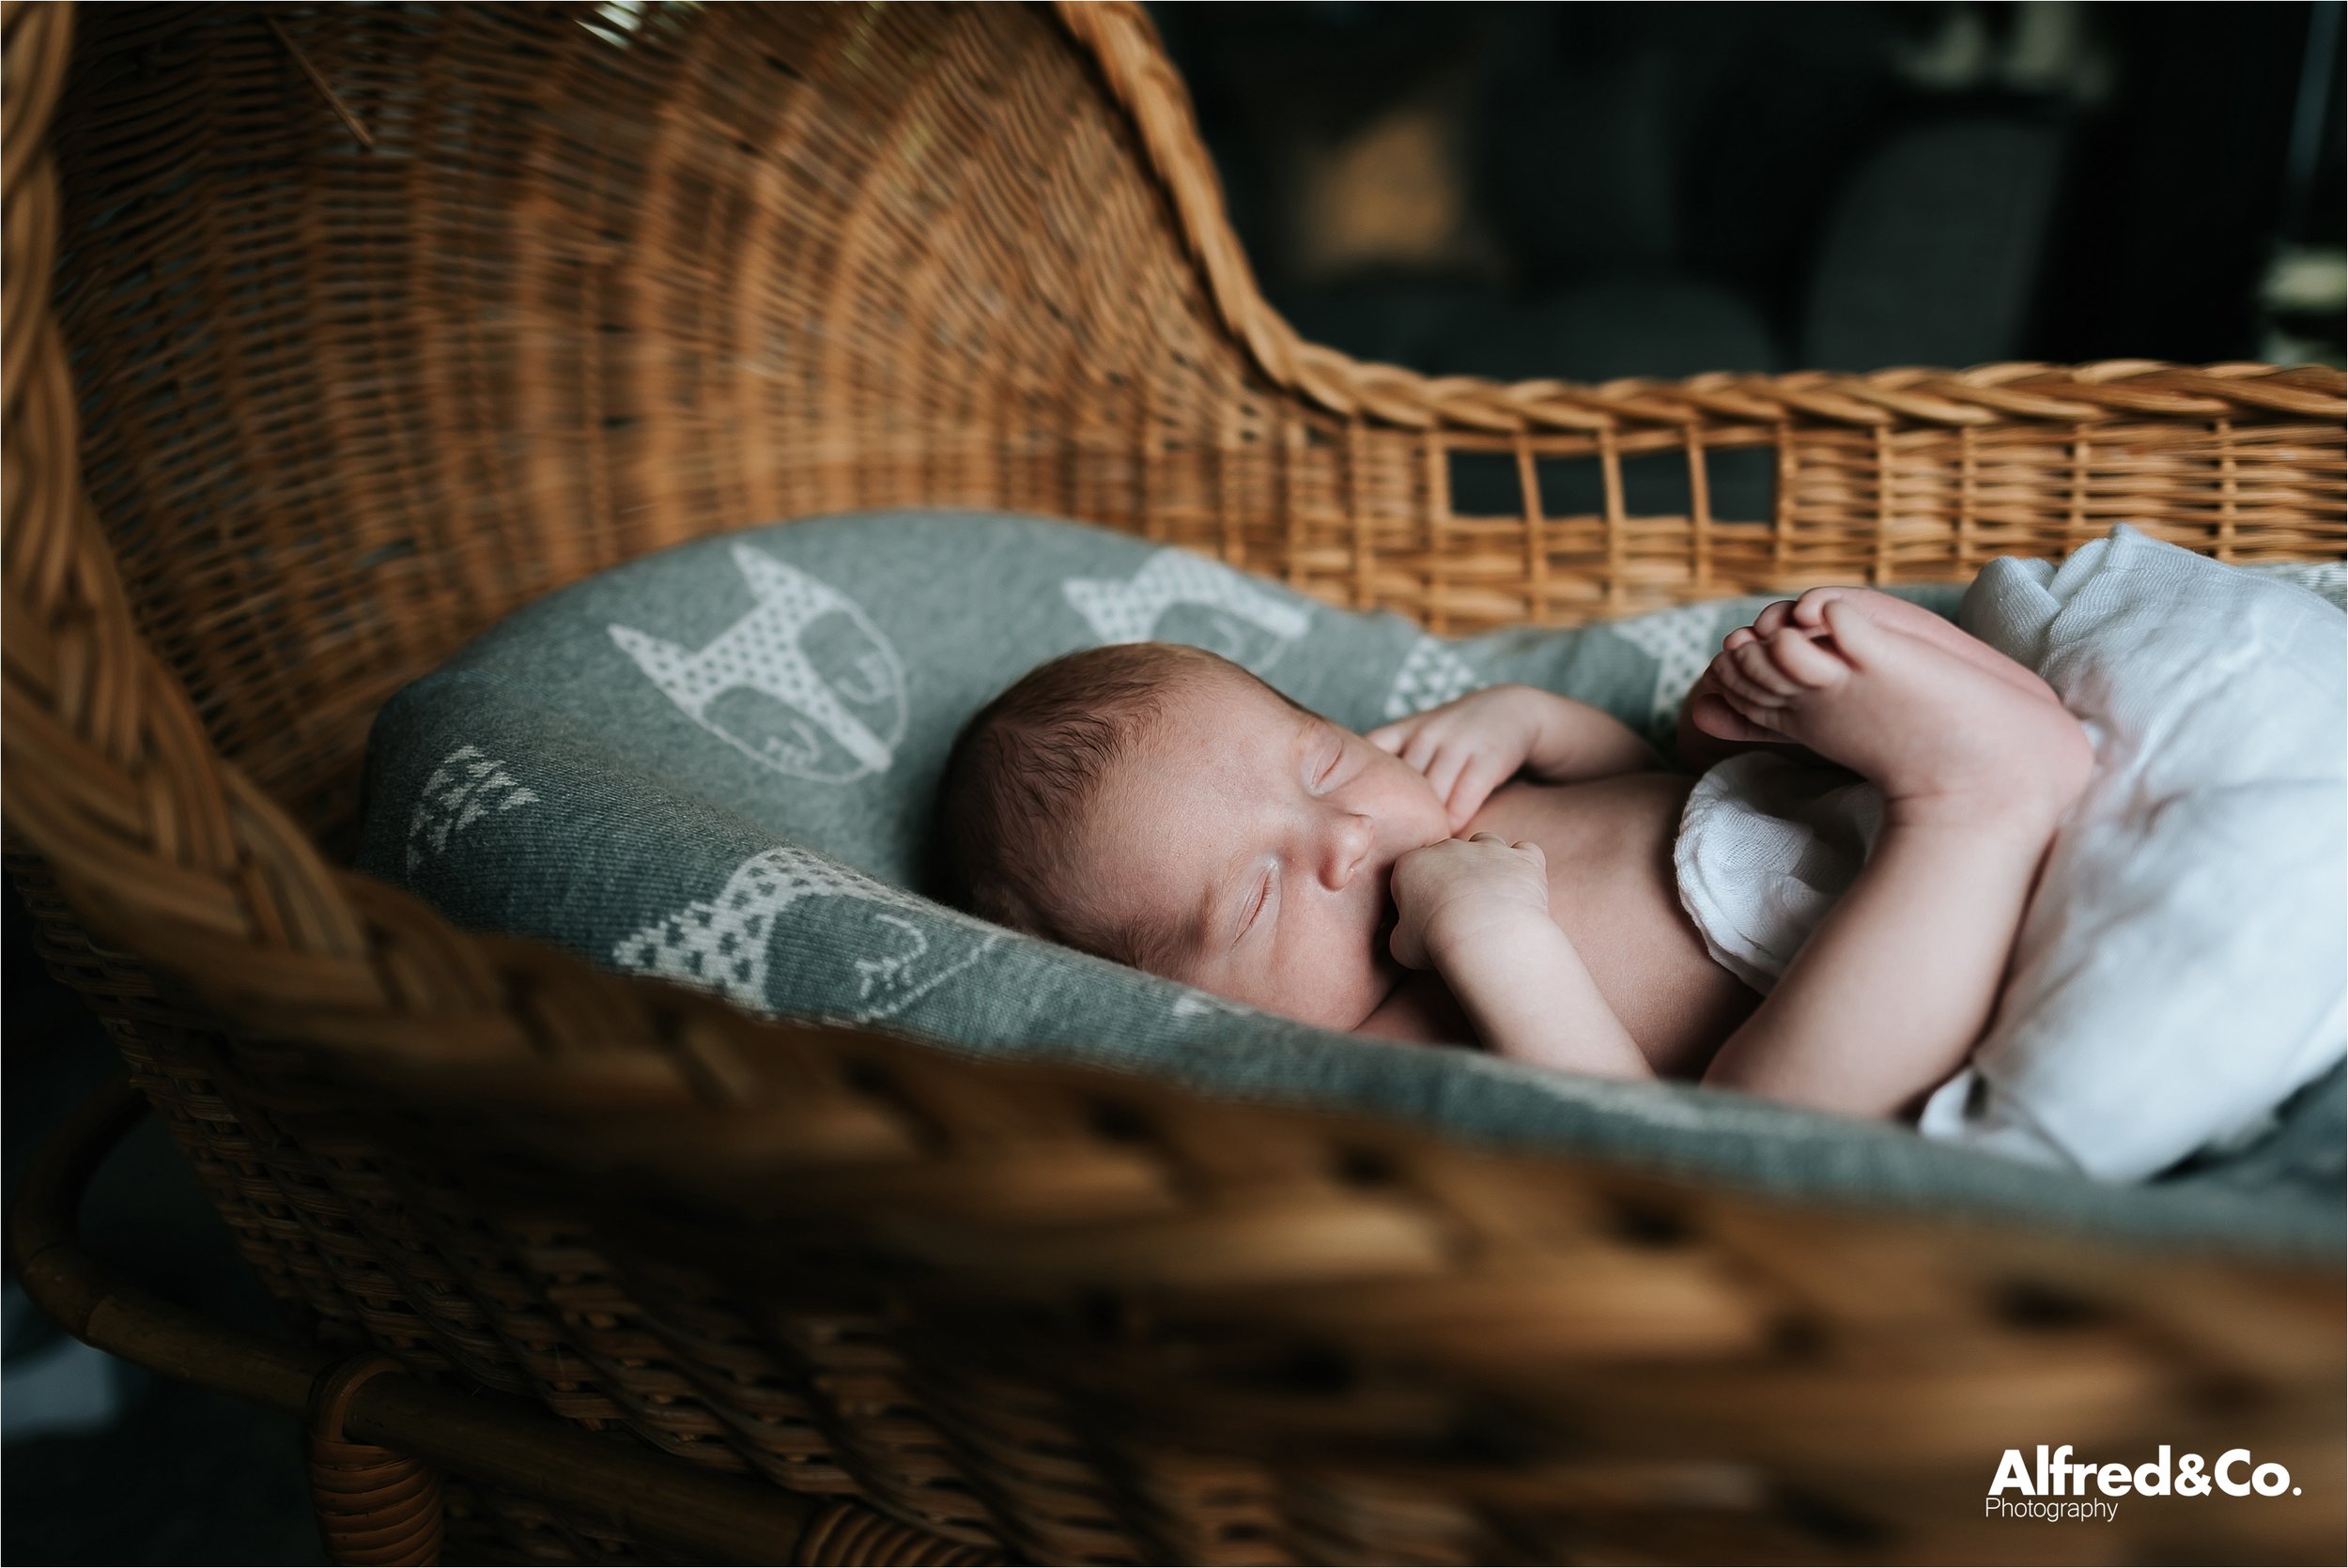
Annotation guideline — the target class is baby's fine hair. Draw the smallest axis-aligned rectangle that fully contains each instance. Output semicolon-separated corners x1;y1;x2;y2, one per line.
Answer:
932;641;1269;970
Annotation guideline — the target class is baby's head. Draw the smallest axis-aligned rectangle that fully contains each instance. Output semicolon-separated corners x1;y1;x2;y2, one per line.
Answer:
935;642;1453;1030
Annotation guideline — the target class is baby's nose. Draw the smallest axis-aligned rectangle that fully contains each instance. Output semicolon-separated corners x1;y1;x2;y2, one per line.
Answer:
1320;809;1374;892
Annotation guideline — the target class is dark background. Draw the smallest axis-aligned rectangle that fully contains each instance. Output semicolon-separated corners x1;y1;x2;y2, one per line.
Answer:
1151;0;2345;380
6;4;2342;1560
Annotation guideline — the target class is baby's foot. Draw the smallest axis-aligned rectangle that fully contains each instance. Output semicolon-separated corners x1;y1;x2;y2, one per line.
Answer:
1706;594;2093;832
1745;587;2059;707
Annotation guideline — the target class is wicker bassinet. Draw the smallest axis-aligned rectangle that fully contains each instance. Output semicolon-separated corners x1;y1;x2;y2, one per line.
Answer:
7;3;2344;1563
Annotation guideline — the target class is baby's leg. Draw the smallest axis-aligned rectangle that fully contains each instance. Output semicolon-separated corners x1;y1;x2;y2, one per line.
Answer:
1702;786;2062;1118
1697;596;2093;1119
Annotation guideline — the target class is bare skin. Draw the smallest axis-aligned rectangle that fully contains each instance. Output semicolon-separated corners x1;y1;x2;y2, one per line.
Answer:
1053;590;2092;1123
1052;665;1734;1065
1367;587;2093;1118
1360;773;1758;1081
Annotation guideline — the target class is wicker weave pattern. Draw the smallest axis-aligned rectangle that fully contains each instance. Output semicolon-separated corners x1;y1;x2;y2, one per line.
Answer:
6;3;2343;1562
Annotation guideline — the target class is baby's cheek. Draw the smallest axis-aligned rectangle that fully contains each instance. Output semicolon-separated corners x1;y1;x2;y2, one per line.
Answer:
1337;934;1398;1026
1399;764;1444;809
1412;784;1456;838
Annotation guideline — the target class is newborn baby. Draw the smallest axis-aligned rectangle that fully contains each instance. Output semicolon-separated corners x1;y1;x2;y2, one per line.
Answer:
935;589;2093;1122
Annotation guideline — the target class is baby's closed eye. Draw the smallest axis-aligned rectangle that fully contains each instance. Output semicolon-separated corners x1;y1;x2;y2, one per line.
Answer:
1242;868;1274;934
1310;727;1349;790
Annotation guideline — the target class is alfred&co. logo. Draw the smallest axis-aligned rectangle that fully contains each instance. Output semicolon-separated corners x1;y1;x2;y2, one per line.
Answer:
1986;1444;2303;1523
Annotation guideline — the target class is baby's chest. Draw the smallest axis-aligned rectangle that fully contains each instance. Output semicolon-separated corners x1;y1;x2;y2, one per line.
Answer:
1466;774;1758;1075
1467;776;1687;939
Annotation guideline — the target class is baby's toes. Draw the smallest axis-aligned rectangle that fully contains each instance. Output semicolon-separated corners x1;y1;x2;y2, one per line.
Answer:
1767;625;1847;690
1790;584;1856;630
1707;648;1773;713
1817;593;1902;670
1731;638;1800;699
1751;599;1800;639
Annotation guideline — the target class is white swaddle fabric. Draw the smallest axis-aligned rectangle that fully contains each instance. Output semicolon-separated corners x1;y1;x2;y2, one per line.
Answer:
1673;526;2347;1183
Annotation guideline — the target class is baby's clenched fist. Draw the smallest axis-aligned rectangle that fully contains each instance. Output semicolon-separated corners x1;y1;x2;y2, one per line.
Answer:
1388;832;1556;971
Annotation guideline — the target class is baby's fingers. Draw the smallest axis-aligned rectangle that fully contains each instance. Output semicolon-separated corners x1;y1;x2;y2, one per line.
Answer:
1443;752;1516;832
1424;742;1474;816
1398;725;1453;776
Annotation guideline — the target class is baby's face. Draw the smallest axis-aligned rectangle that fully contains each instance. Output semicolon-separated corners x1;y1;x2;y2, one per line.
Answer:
1064;667;1454;1030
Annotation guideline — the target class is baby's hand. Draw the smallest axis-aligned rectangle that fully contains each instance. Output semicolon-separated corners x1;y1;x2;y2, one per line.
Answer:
1388;832;1554;971
1367;685;1549;832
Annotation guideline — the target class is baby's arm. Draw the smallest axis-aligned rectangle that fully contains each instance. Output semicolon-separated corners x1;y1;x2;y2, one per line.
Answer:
1390;833;1652;1080
1370;685;1664;831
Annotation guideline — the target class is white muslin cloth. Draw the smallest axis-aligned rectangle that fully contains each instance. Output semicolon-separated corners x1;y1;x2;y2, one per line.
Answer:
1672;526;2347;1182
